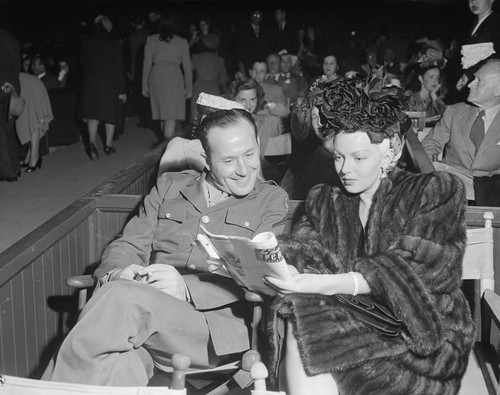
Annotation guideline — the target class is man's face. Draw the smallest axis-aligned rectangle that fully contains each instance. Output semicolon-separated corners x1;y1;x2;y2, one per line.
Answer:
267;55;281;75
250;62;267;83
280;55;292;74
467;63;500;108
206;119;261;197
469;0;494;17
235;88;258;113
251;10;262;25
31;59;45;76
275;9;286;23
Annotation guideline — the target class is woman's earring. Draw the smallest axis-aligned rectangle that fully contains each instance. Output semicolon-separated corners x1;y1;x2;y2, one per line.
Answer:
380;167;387;180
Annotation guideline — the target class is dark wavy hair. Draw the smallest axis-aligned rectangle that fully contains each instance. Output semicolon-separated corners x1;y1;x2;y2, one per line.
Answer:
158;15;178;42
226;78;267;113
292;67;410;144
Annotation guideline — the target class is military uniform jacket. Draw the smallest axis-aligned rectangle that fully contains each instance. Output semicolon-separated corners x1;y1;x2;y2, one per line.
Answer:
95;170;288;355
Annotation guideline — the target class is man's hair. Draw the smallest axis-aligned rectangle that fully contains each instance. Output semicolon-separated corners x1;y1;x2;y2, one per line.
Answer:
195;109;257;156
485;59;500;76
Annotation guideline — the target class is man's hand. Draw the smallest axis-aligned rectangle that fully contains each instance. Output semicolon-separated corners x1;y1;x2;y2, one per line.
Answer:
137;264;188;301
118;264;144;280
207;258;231;278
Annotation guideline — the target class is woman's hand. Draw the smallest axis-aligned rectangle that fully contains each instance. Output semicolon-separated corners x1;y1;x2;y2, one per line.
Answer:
142;87;149;98
430;84;441;101
118;94;127;103
264;272;336;295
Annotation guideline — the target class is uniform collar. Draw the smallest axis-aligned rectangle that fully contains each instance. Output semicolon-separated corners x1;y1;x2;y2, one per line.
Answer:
179;171;262;213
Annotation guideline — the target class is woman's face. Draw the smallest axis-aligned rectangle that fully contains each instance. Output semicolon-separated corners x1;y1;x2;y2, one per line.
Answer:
323;56;338;77
469;0;494;17
199;20;209;34
328;131;393;197
306;27;315;40
22;58;31;73
419;68;440;93
235;89;258;113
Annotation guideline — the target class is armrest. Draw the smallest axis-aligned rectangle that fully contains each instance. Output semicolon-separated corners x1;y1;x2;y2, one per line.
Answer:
66;275;94;289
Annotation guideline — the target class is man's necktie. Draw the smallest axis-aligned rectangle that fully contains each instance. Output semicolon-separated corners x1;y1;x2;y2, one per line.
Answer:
470;109;485;152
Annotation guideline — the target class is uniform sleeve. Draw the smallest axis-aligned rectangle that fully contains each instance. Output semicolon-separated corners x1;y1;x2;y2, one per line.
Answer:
253;184;289;237
421;105;453;160
93;174;172;281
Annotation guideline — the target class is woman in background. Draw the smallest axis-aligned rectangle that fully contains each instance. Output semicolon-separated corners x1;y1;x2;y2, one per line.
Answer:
143;14;192;141
408;65;446;124
80;15;126;160
190;35;228;121
16;72;53;172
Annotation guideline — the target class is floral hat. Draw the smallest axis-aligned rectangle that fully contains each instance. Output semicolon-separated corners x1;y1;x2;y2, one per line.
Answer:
292;67;410;156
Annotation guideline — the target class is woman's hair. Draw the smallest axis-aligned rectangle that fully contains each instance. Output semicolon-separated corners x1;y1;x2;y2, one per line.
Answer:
195;109;257;155
292;67;409;155
158;15;178;42
226;78;266;113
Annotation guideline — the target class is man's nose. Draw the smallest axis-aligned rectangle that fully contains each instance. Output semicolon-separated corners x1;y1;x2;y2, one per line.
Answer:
235;158;249;175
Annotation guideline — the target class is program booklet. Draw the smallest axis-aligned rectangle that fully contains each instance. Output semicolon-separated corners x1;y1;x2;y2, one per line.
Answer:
198;226;291;295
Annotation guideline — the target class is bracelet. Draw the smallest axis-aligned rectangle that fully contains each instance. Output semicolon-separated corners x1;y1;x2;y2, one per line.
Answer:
348;272;359;296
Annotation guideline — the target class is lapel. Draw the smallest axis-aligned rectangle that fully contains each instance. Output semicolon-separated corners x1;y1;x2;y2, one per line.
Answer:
476;107;500;158
179;173;208;213
460;105;478;160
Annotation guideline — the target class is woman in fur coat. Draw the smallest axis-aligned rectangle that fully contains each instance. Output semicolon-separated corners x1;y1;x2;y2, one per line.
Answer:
264;70;475;395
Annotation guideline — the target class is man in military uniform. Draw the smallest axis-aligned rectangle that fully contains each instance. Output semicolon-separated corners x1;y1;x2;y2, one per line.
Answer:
47;109;288;385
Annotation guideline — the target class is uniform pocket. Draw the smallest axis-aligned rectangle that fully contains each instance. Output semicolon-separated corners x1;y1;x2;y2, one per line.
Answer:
154;200;194;252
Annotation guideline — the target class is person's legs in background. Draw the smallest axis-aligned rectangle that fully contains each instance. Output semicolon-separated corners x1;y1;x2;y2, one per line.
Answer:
162;119;176;141
104;122;116;154
87;119;100;160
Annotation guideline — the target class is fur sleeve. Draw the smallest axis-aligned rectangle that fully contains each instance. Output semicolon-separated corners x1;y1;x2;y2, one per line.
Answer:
278;184;345;274
353;171;467;356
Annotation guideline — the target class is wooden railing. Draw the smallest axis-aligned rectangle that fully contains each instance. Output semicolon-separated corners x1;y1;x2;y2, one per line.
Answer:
0;144;164;379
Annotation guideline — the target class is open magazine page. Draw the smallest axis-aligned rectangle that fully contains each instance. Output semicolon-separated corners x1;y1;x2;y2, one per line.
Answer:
200;226;291;294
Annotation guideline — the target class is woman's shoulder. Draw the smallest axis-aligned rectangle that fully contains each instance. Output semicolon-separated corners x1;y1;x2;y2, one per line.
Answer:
391;170;465;206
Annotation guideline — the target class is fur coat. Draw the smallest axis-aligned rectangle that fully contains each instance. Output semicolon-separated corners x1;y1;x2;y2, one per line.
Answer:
266;169;476;395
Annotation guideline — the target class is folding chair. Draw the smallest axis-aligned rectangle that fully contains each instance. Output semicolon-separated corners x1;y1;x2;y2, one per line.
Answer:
250;362;285;395
460;211;499;395
65;277;265;395
0;354;190;395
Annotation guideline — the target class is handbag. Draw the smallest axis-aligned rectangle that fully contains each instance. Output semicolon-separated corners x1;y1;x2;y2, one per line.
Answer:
334;294;404;337
8;88;25;118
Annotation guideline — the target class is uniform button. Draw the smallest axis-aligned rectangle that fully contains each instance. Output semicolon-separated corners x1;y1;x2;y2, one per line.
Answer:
188;264;196;270
244;221;250;227
165;213;171;219
201;215;210;224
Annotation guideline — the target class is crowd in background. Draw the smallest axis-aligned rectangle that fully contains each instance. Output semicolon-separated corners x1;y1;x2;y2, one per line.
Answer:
0;1;497;190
